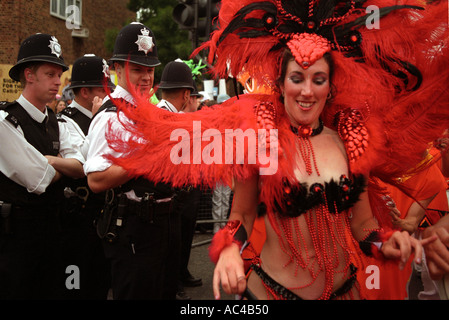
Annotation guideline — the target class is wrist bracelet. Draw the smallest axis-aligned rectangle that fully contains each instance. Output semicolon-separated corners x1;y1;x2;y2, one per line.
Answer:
209;220;248;264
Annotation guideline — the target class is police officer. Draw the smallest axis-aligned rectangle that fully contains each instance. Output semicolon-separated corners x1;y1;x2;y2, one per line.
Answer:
59;54;114;143
157;60;203;300
0;33;85;299
188;80;204;112
84;22;180;300
157;60;195;113
57;54;114;299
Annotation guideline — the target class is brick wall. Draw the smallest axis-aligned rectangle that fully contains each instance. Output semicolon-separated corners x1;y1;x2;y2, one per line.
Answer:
0;0;135;101
0;0;136;65
0;0;20;64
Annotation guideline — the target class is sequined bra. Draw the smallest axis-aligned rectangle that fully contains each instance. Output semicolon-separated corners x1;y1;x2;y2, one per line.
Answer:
259;174;366;217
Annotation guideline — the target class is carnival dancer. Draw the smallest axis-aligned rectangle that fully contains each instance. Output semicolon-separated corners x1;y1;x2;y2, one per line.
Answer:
106;0;449;300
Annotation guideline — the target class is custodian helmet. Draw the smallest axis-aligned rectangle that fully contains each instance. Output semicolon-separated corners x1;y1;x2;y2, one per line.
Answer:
69;54;115;89
109;22;161;68
158;61;194;91
9;33;69;82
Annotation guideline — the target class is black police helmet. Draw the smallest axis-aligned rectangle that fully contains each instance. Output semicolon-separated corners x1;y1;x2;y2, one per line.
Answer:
158;61;195;90
9;33;69;82
69;54;115;90
109;22;161;68
190;80;203;97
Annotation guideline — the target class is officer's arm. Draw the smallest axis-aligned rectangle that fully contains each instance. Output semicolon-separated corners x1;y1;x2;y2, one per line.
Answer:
87;164;131;193
51;170;62;183
46;155;85;179
0;112;56;194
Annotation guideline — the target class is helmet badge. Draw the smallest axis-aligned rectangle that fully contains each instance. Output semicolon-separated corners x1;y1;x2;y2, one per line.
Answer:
135;28;154;55
102;59;110;78
48;36;62;58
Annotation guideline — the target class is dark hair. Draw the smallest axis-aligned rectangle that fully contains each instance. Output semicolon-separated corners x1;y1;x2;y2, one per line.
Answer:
276;49;334;88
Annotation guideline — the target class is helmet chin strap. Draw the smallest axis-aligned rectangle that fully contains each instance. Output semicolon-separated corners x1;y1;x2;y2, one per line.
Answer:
180;101;187;112
179;90;190;112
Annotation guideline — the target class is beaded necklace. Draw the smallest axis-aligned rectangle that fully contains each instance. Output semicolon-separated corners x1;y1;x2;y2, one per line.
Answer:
290;119;324;176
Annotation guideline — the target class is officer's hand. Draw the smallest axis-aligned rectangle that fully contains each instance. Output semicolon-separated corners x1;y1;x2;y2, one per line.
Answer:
92;96;103;115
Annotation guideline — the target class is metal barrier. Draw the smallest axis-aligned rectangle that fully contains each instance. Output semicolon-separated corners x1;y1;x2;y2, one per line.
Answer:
193;188;233;247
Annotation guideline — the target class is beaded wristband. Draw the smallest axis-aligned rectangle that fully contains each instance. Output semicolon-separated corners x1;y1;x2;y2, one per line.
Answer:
209;220;248;264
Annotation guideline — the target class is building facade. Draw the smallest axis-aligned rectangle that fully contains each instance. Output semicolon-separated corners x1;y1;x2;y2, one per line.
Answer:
0;0;136;101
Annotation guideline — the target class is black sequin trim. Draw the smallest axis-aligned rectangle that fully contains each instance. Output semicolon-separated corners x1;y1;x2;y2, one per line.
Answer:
261;174;366;217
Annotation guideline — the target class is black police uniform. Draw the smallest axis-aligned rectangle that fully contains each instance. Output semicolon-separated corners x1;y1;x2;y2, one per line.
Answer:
57;54;114;300
0;33;70;299
88;23;181;300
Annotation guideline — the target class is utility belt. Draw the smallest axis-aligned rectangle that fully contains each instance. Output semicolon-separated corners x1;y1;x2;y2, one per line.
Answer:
62;186;105;218
96;188;174;243
0;201;61;236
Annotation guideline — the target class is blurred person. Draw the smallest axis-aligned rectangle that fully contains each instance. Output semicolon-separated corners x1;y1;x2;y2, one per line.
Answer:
48;93;61;112
55;99;67;113
61;78;74;104
358;146;447;300
407;135;449;300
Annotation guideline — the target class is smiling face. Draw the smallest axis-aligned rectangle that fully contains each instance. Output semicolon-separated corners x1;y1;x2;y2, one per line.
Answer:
280;56;331;129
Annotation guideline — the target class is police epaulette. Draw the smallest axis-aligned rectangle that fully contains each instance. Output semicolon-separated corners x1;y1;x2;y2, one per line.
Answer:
96;100;118;114
56;114;66;122
5;113;19;128
0;100;15;110
61;107;79;117
105;105;117;112
0;101;20;127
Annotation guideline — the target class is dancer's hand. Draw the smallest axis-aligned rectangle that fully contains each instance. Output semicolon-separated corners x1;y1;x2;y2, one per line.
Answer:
212;243;246;299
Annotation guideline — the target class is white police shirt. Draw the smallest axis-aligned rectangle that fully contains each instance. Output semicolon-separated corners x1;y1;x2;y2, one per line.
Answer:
0;95;85;195
157;99;179;113
59;100;93;149
83;85;143;201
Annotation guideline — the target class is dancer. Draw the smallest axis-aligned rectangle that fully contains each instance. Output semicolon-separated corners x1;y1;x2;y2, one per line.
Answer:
106;0;449;299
